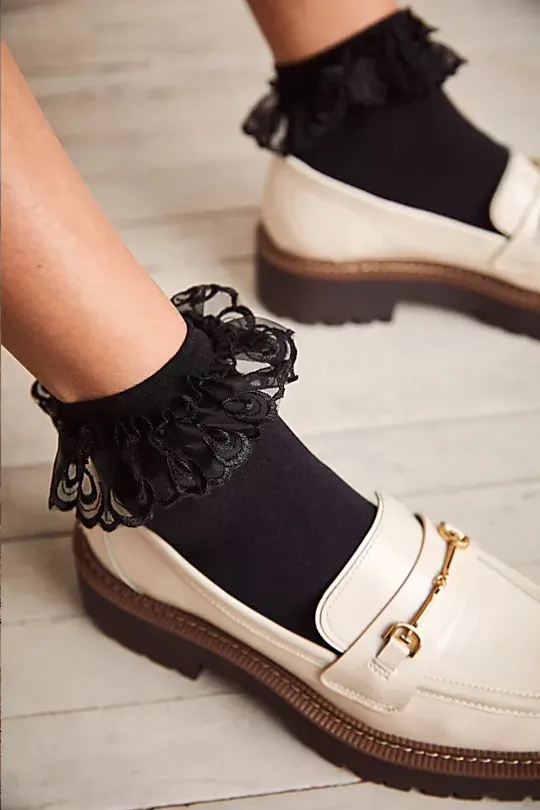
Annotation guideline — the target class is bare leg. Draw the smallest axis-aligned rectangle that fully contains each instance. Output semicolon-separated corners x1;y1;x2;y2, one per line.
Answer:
0;44;378;657
242;0;515;330
246;0;397;62
0;42;187;403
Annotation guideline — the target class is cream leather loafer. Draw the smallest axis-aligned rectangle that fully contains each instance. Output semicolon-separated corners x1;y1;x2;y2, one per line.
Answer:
256;154;540;337
75;493;540;799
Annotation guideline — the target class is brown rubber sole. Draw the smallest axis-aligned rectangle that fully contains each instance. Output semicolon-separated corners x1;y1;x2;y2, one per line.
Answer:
74;525;540;801
256;225;540;339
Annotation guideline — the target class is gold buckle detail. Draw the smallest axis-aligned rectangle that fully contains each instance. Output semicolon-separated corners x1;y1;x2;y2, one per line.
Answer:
383;622;423;657
382;521;470;659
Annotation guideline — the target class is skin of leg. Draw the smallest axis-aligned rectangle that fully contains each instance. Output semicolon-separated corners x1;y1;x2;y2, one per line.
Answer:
246;0;398;63
1;42;187;403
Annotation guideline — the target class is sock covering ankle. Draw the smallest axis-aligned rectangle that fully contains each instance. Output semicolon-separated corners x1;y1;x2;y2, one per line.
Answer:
144;324;377;646
244;9;508;233
33;288;376;649
148;366;376;646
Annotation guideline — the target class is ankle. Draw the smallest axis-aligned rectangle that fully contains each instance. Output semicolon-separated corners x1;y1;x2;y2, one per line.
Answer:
244;9;508;233
49;314;188;404
244;9;464;156
33;284;376;649
250;0;398;64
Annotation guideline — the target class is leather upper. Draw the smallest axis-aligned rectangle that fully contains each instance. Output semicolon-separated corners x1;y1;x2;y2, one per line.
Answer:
261;153;540;291
492;154;540;275
85;493;540;752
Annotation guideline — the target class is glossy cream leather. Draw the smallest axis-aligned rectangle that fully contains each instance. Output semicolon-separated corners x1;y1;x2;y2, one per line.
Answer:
84;493;540;752
261;153;540;291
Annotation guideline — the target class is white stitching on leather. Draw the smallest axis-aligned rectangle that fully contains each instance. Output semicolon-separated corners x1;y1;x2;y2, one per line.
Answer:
324;496;386;650
283;255;540;296
322;677;399;713
264;235;540;299
144;616;540;763
368;658;393;681
328;509;427;679
426;676;540;700
418;690;540;717
84;533;540;768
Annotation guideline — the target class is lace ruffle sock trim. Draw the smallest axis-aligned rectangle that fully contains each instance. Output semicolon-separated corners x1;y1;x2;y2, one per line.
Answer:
32;285;298;531
242;8;464;155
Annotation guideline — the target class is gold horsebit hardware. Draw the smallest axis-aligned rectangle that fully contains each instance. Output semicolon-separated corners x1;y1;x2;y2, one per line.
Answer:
382;522;470;658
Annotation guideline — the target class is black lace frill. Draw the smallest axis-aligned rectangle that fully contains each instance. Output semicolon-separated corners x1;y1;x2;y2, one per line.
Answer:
243;9;464;154
32;285;298;531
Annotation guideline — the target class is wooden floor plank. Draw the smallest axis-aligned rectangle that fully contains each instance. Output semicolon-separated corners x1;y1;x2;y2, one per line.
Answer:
5;276;540;470
3;695;354;810
4;480;539;806
2;0;539;807
6;544;539;720
4;409;540;539
3;615;235;719
159;780;538;810
3;486;539;725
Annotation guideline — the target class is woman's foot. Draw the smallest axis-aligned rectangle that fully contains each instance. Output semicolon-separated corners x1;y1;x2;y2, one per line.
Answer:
35;285;540;799
244;10;540;337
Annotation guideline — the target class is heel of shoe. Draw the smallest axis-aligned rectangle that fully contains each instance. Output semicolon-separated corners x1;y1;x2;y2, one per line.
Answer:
256;227;397;326
78;574;205;680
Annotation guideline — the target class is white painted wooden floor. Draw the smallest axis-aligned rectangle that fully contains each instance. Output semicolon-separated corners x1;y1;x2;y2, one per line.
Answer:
2;0;540;808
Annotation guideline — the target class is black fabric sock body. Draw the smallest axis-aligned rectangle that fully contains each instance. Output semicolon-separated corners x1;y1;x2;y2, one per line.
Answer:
248;10;509;233
290;89;508;232
149;415;375;645
145;325;376;647
53;323;376;649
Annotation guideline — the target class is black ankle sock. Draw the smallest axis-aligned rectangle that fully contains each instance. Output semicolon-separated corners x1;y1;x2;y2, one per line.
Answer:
144;325;376;647
244;9;509;233
35;289;376;649
289;89;509;233
148;408;376;646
